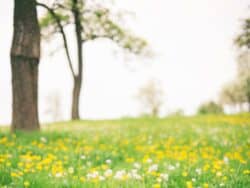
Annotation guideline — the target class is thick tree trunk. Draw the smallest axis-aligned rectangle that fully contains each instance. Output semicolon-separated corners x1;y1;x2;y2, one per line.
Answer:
11;0;40;131
71;77;82;119
71;0;83;120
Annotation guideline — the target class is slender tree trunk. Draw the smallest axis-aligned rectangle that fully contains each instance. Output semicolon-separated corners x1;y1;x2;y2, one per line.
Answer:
71;76;82;119
248;96;250;113
11;0;40;131
71;0;83;120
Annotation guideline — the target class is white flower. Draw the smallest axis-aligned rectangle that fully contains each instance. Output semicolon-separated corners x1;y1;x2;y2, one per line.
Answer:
147;158;153;164
160;173;169;181
128;169;142;180
168;165;175;171
104;169;113;177
40;137;47;143
55;172;63;178
68;167;74;174
106;159;112;164
157;177;162;183
87;171;99;179
80;155;86;160
114;170;126;180
192;178;196;182
99;176;105;181
195;168;202;175
223;156;229;164
148;164;158;173
134;163;141;169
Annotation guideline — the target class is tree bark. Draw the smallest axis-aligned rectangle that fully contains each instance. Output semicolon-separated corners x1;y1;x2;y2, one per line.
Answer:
71;0;83;120
71;77;82;119
11;0;40;131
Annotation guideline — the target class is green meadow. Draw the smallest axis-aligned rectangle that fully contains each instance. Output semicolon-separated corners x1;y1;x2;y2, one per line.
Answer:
0;114;250;188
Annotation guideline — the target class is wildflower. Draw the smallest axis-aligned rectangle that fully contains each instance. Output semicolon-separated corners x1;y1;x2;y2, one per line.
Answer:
223;156;229;164
24;181;30;187
68;167;74;174
114;170;126;180
203;183;209;188
186;181;192;188
216;171;222;177
153;183;161;188
55;172;63;178
160;173;169;181
104;169;113;177
80;176;85;182
128;169;142;180
195;168;202;175
80;155;86;160
40;137;47;143
106;159;112;164
168;165;175;171
182;171;188;177
243;170;250;175
134;162;141;169
148;164;158;173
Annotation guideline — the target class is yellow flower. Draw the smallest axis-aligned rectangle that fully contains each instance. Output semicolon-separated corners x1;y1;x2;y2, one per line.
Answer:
125;157;135;163
216;171;222;177
80;176;85;182
243;170;250;175
203;183;209;188
186;181;192;188
153;183;161;188
24;181;30;187
182;171;188;177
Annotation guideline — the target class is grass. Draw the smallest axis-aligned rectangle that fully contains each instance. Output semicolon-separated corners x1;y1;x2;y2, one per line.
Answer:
0;114;250;188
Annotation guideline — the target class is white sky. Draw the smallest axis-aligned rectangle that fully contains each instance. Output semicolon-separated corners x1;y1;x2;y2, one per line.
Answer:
0;0;249;124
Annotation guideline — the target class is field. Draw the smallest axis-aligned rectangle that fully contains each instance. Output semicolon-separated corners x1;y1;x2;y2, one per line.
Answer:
0;115;250;188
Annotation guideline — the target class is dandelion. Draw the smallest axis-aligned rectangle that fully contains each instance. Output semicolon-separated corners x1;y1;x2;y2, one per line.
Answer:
186;181;192;188
24;181;30;187
153;183;161;188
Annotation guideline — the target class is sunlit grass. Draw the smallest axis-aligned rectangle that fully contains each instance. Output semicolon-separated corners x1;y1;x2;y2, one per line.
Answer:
0;114;250;187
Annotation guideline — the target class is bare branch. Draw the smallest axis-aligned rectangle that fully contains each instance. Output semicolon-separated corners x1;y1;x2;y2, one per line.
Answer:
37;2;76;78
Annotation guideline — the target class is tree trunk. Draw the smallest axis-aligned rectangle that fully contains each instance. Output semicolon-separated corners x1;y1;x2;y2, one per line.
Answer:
71;0;83;120
11;0;40;131
71;76;82;119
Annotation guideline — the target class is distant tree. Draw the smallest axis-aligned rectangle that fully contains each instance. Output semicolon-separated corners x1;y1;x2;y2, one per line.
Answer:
219;81;246;111
235;18;250;49
11;0;41;131
37;0;148;120
137;80;164;117
219;17;250;113
44;91;62;122
197;101;224;115
237;51;250;111
168;109;184;117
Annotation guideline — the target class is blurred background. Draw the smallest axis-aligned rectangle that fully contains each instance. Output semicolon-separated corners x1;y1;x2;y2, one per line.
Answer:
0;0;249;124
